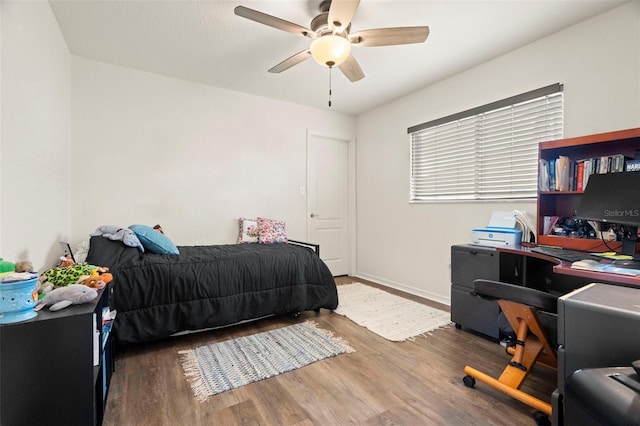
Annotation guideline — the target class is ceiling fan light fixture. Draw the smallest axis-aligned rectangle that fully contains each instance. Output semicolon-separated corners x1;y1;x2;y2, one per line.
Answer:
310;35;351;68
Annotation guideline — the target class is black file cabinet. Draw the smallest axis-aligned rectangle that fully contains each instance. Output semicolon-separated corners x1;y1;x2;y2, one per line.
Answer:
451;244;501;339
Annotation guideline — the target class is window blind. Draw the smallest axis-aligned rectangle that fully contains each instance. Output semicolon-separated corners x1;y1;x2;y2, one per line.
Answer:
409;84;563;202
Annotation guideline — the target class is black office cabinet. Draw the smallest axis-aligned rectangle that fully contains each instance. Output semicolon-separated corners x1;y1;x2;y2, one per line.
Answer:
557;283;640;392
0;285;114;426
450;244;501;339
552;283;640;426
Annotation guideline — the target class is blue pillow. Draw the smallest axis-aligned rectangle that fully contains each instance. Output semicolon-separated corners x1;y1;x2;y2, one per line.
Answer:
128;224;179;255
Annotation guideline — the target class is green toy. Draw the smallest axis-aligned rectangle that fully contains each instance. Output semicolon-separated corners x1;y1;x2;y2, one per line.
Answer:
0;258;16;279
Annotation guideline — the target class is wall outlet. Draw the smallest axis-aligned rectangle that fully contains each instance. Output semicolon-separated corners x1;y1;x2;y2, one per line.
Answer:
299;186;305;196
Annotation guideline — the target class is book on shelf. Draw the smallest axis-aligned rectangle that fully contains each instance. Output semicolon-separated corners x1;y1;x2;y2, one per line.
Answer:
627;159;640;172
576;161;585;191
555;155;570;191
543;216;560;235
539;159;550;191
569;160;576;191
540;153;630;192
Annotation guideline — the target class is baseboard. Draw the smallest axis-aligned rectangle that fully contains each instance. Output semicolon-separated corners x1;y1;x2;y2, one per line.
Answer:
353;272;451;306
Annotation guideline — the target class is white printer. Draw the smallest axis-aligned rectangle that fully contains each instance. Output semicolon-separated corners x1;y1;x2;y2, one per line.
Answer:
472;211;523;247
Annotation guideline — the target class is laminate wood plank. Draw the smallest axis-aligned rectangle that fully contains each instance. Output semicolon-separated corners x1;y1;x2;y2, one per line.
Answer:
242;376;310;424
220;399;263;425
103;277;556;425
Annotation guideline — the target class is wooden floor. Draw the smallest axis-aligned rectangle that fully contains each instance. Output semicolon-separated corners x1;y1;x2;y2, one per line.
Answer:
103;277;556;425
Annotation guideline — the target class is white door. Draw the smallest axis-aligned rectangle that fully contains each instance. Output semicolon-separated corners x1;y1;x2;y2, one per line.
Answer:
307;132;349;276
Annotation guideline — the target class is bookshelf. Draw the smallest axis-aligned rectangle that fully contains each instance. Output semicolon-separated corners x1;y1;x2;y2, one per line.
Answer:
537;127;640;252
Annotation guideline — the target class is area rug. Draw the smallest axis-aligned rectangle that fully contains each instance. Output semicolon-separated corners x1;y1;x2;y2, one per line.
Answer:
178;321;353;401
334;283;451;342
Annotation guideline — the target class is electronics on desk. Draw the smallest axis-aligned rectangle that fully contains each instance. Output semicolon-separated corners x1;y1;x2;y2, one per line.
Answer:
471;211;522;248
575;171;640;258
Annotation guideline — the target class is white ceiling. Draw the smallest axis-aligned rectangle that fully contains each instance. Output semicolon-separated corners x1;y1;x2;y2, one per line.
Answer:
49;0;626;116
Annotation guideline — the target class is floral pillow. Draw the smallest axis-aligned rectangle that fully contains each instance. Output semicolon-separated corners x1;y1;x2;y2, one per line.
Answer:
238;218;260;243
257;217;287;244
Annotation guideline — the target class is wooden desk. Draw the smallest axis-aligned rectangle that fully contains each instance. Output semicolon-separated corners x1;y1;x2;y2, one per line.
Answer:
450;244;640;340
497;244;640;289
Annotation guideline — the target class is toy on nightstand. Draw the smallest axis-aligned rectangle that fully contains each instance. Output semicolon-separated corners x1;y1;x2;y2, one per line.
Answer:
35;284;98;312
77;275;106;290
58;255;75;268
0;258;15;278
14;261;34;273
76;266;112;290
41;263;93;288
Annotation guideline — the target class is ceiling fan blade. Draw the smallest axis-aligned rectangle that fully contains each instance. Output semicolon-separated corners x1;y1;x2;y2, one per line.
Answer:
338;55;365;82
328;0;361;33
350;26;430;47
234;6;315;38
268;50;312;73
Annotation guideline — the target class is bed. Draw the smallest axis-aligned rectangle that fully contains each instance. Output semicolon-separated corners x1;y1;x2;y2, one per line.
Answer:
85;236;338;344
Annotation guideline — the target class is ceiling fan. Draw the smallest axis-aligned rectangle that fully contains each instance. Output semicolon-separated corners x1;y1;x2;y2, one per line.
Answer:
234;0;430;82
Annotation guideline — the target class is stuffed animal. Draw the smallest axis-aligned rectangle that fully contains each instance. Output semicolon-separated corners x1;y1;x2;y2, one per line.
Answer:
90;266;113;284
35;284;98;312
0;258;15;278
42;263;92;287
91;225;145;252
58;255;75;268
14;260;34;273
37;275;54;296
76;275;106;290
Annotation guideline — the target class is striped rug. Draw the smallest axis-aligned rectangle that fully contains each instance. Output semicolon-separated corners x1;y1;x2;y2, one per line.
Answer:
178;321;353;401
334;283;452;342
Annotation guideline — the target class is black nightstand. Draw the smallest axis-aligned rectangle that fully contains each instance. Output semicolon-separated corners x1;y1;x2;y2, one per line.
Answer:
0;283;115;426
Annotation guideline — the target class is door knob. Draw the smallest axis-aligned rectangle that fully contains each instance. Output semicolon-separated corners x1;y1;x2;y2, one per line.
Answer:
310;213;318;218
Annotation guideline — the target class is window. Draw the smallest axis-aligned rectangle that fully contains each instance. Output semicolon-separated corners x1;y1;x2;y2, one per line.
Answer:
408;84;563;202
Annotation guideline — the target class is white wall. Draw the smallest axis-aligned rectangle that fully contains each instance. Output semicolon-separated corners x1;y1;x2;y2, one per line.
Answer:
355;2;640;305
70;58;356;246
0;1;71;271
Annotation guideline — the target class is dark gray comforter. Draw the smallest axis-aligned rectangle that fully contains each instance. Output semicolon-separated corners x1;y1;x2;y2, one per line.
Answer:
86;236;337;344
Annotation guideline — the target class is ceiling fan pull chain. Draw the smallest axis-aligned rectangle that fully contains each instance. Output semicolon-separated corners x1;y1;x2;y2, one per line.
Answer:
328;67;332;107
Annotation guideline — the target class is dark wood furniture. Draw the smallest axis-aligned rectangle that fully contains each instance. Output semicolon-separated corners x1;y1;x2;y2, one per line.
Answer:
537;127;640;252
0;284;114;426
451;243;640;340
452;127;640;339
499;245;640;289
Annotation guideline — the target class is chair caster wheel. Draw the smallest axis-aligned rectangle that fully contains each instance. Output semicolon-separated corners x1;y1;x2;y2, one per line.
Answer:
463;375;476;388
533;411;550;426
455;323;462;330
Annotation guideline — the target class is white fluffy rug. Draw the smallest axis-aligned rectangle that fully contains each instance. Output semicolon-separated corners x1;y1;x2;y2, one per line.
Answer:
334;283;451;342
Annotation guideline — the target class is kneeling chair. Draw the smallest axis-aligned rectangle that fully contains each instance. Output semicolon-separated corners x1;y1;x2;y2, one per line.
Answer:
463;279;558;420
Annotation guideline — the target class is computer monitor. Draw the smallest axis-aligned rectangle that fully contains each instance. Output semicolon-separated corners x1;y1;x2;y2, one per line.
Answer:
575;171;640;257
